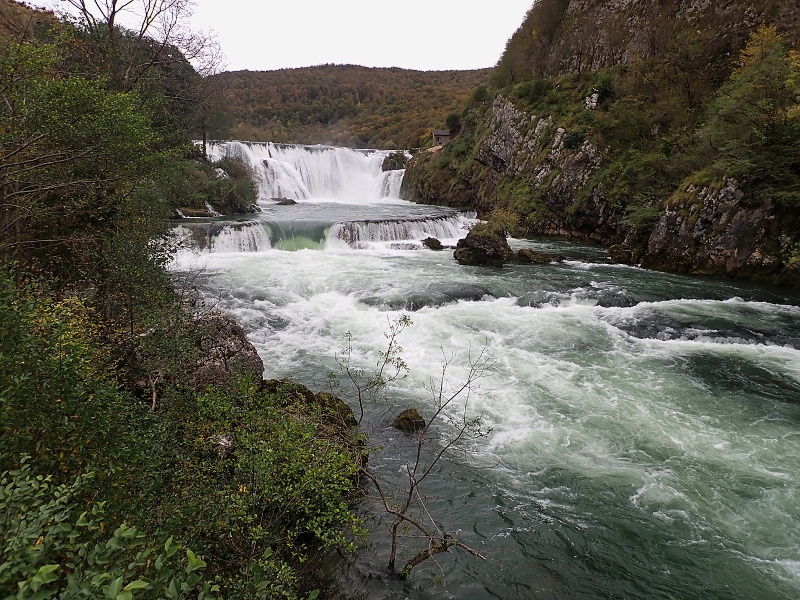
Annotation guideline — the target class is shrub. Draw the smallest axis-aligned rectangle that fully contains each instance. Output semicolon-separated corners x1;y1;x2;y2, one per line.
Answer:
0;462;215;600
563;129;586;149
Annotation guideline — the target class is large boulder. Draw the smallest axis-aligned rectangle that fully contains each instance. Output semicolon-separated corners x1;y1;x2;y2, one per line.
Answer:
393;408;426;434
190;314;264;390
382;151;409;171
454;230;512;266
422;236;444;250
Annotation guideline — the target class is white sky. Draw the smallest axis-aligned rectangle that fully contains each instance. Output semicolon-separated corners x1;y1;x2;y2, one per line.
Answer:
189;1;533;72
33;0;533;72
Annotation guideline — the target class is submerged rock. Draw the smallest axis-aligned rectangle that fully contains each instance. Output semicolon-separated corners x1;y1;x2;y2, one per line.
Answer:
393;408;426;434
360;282;492;311
272;197;297;205
422;237;444;250
513;249;566;264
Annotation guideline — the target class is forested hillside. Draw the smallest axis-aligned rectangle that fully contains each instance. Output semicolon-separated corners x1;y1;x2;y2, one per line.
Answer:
209;65;491;149
403;0;800;285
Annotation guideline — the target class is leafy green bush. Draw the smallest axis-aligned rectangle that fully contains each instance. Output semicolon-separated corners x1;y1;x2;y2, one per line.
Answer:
469;85;489;106
167;382;364;599
445;111;461;131
471;207;520;238
0;270;144;482
0;462;216;600
515;78;552;105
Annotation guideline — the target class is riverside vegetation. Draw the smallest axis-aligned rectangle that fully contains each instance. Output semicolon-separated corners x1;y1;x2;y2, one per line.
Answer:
0;1;367;597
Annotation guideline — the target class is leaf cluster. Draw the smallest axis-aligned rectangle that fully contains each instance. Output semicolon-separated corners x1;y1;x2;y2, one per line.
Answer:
0;463;217;600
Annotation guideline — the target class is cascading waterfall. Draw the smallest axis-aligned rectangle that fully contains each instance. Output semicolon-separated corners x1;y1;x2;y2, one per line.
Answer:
205;141;406;204
329;213;474;247
210;222;271;252
174;221;271;253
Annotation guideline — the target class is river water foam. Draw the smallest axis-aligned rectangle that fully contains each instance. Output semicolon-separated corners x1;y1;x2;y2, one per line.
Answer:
173;144;800;599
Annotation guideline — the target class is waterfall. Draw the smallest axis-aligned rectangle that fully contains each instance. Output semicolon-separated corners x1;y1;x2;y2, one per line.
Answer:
174;221;272;253
205;141;407;205
329;213;474;247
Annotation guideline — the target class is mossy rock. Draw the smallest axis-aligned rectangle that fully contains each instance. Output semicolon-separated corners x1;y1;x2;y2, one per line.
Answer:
454;230;512;266
422;237;444;250
382;151;408;171
260;379;357;429
393;408;426;434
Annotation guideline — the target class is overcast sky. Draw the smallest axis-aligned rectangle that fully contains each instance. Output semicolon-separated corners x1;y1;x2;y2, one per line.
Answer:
36;0;532;72
189;1;532;72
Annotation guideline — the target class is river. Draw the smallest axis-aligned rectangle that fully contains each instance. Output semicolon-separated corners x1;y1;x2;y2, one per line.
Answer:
173;142;800;600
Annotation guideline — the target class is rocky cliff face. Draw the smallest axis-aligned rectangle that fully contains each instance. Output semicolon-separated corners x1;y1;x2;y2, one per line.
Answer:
403;87;799;284
643;180;800;280
402;0;800;287
495;0;799;85
402;94;623;244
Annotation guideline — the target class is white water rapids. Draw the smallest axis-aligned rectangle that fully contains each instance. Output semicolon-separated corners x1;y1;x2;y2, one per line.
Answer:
172;143;800;600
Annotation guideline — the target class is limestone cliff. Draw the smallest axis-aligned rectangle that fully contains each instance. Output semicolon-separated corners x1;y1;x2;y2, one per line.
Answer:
402;94;620;244
645;180;800;281
402;0;800;286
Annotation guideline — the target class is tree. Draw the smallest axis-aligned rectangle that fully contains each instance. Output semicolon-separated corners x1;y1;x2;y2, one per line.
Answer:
0;38;164;285
334;317;491;578
702;25;800;183
57;0;219;88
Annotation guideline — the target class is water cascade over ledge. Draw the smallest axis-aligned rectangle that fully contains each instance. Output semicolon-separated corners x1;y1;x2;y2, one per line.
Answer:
205;141;406;204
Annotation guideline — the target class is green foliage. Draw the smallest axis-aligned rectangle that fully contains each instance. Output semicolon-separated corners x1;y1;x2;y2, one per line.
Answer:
0;37;166;284
701;25;800;190
513;78;552;106
469;85;489;106
563;129;586;149
1;8;365;600
144;152;257;215
445;111;461;130
0;267;363;598
0;462;216;600
212;65;492;148
471;208;520;238
621;203;662;229
0;269;142;480
181;381;364;598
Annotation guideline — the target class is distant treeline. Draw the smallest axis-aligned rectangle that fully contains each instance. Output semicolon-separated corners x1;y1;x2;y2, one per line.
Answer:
208;65;492;149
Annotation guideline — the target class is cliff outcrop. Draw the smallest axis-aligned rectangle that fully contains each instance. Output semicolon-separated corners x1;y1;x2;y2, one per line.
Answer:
643;180;800;279
402;0;800;286
402;94;622;244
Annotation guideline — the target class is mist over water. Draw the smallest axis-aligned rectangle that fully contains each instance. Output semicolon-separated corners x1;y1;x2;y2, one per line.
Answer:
174;144;800;599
